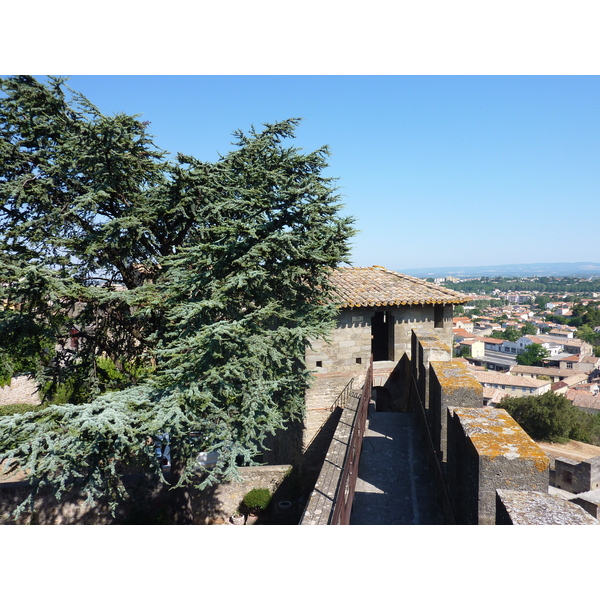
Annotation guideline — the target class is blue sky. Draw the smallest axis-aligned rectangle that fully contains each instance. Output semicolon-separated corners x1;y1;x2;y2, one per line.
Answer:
59;75;600;271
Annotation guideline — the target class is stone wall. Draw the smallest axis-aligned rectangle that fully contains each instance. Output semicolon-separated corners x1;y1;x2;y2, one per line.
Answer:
305;304;454;375
190;465;293;524
0;465;292;525
411;330;452;412
306;307;373;374
554;455;600;494
0;472;165;525
299;392;360;525
495;489;598;525
303;372;357;449
571;490;600;519
446;407;550;525
428;360;483;465
0;375;40;406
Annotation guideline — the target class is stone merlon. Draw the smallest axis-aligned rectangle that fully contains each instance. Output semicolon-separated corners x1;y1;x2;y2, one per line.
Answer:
450;406;549;472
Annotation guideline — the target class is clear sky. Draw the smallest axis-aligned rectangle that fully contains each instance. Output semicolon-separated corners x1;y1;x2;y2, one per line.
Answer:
58;75;600;271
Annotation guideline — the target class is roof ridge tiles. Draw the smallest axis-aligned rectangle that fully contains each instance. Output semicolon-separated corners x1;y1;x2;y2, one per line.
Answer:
329;266;470;308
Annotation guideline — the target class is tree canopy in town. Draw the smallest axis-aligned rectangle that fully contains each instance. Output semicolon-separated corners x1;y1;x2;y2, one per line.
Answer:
0;76;355;522
515;343;550;366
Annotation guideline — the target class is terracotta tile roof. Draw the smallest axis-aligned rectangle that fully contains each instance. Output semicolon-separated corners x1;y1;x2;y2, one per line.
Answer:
567;390;600;410
475;371;551;389
510;365;576;377
329;266;470;308
477;337;505;345
453;328;475;338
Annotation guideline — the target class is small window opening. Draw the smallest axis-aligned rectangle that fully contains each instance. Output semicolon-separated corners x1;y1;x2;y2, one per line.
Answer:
316;361;322;368
356;357;362;365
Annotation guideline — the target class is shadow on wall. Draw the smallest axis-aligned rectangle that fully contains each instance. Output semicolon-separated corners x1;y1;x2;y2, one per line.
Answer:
373;354;411;412
300;407;343;499
0;472;168;525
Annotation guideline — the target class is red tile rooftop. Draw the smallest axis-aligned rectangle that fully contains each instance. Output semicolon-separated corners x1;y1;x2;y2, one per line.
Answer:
329;266;470;308
453;328;475;338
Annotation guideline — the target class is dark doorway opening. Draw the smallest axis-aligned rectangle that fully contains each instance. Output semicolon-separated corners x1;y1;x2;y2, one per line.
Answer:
371;311;393;361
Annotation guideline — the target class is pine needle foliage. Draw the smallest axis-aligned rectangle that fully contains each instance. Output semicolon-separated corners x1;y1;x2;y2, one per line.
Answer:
0;76;355;520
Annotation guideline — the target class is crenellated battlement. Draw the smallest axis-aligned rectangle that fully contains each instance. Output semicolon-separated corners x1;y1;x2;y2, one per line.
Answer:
302;329;599;525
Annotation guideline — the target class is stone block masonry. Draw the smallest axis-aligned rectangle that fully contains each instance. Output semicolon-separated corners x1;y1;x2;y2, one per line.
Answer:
300;392;360;525
0;465;292;525
411;330;451;412
428;360;483;465
189;465;292;524
554;455;600;495
0;375;40;406
447;407;549;525
496;489;599;525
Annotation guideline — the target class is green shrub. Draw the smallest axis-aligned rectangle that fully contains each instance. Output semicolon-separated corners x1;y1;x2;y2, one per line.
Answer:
498;391;597;443
0;353;14;387
241;488;272;514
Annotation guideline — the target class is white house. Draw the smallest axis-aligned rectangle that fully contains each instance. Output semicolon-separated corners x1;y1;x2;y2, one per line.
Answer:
501;336;562;356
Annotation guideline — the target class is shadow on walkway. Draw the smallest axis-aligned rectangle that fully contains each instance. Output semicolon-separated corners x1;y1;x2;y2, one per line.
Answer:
350;408;443;525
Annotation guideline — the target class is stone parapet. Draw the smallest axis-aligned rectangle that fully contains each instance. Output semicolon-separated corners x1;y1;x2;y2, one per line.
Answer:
447;407;549;525
496;489;599;525
300;392;360;525
190;465;293;524
571;488;600;520
429;360;483;463
411;330;451;412
0;465;292;525
554;455;600;495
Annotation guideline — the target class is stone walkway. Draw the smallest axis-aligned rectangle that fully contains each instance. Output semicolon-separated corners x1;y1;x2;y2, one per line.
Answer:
350;409;444;525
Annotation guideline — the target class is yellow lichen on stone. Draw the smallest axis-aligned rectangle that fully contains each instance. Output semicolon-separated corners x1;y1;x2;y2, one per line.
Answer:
430;361;483;393
453;407;549;472
420;339;451;354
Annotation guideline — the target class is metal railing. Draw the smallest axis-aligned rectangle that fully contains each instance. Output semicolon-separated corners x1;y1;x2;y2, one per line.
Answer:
330;377;354;411
330;355;373;525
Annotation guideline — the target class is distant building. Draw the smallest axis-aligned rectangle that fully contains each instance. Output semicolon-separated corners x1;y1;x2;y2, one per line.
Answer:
458;339;485;358
474;371;552;398
452;316;474;333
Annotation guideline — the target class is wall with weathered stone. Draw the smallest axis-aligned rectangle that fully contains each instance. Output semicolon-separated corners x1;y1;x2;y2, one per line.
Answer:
412;330;452;413
300;392;360;525
571;489;600;519
496;489;599;525
428;360;483;465
554;455;600;494
0;465;293;525
0;472;166;525
447;407;550;525
306;307;373;374
305;304;454;375
0;375;40;406
190;465;293;524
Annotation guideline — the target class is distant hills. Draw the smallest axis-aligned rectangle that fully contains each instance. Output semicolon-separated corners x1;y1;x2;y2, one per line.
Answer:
398;262;600;279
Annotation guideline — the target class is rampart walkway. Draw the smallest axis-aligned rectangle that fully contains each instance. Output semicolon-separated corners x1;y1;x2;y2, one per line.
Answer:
350;409;443;525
